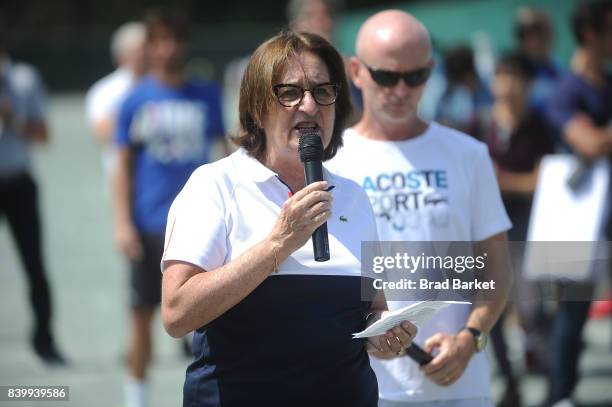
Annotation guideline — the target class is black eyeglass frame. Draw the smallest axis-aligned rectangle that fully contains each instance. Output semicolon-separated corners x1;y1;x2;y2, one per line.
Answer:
359;59;432;88
272;82;340;107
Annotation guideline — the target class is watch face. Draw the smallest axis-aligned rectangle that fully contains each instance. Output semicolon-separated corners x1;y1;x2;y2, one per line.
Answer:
467;327;487;352
476;333;488;352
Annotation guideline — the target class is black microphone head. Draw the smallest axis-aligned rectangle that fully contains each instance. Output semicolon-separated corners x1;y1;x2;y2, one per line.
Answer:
298;130;324;163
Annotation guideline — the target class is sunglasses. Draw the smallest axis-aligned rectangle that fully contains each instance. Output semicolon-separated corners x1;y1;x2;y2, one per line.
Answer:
272;82;339;107
360;60;431;87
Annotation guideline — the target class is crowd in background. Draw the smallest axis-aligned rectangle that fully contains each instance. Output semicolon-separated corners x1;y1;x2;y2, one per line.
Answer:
1;1;611;407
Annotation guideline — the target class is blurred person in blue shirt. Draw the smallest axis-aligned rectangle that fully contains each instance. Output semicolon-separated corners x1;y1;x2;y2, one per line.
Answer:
435;45;493;142
514;7;563;114
112;8;227;407
0;40;66;366
417;38;446;122
545;1;612;406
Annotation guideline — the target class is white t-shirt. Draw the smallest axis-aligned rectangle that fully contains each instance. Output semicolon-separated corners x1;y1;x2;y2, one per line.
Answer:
85;67;135;177
327;122;511;403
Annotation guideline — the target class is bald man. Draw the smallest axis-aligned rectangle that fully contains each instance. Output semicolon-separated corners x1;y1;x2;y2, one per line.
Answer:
327;10;512;407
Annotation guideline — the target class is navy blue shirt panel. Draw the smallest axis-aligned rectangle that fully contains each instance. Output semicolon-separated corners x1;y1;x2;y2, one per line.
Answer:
183;274;378;407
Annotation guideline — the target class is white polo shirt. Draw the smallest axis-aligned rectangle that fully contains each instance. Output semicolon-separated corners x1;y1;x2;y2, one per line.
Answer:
163;147;379;276
162;147;381;406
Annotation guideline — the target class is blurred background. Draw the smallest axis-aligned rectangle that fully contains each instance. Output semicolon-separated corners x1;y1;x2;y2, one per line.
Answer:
1;0;611;406
1;0;583;91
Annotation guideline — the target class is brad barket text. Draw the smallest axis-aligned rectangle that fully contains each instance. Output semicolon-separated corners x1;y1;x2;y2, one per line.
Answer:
371;252;488;274
373;278;496;291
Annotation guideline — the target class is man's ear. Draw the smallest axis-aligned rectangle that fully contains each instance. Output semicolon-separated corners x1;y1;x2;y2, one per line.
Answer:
349;56;363;89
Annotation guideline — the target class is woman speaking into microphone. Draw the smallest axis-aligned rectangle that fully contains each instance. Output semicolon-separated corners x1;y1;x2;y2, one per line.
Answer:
161;31;416;407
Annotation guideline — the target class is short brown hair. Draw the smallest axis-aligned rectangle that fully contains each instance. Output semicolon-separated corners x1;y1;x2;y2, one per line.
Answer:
144;8;190;43
234;31;351;161
572;0;612;46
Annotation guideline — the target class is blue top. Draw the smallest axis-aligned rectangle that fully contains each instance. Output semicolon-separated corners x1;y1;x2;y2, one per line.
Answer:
185;275;377;407
546;72;612;144
116;75;224;233
528;59;562;114
434;80;493;141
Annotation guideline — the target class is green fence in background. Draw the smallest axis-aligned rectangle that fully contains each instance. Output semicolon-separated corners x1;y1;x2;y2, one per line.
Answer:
9;0;586;91
335;0;583;67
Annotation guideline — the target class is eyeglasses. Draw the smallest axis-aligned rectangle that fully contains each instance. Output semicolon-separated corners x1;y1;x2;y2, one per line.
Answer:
360;60;431;87
273;82;339;107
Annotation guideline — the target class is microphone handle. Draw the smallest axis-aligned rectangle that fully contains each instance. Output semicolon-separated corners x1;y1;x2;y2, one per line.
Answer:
312;223;330;262
405;343;433;365
303;160;330;262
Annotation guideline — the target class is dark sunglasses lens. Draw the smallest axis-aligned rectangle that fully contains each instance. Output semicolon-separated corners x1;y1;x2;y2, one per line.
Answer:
370;70;400;87
403;69;430;86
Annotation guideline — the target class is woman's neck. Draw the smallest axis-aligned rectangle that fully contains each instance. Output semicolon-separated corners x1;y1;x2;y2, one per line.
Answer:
261;151;306;193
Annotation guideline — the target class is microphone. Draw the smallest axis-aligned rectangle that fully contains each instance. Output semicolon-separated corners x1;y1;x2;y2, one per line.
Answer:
405;343;433;365
298;130;330;262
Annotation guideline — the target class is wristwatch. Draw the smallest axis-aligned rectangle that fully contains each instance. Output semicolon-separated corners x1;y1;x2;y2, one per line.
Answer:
464;327;487;352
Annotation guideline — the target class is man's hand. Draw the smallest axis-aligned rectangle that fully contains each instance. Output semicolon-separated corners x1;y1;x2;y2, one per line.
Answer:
420;330;475;386
115;221;144;261
565;114;612;159
0;96;48;142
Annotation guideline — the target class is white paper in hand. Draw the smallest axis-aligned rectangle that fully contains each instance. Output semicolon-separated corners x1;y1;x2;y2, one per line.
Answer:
353;301;471;338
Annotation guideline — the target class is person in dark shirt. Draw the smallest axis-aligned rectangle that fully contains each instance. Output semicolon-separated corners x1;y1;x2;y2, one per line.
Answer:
514;7;563;113
486;51;556;407
545;1;612;406
488;52;556;236
0;41;66;367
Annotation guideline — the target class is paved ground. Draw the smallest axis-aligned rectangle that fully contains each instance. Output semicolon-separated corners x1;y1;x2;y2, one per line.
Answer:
1;95;611;406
